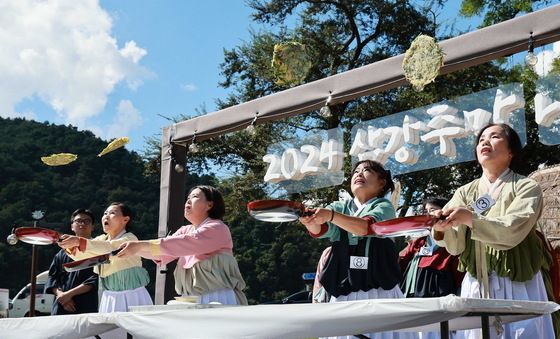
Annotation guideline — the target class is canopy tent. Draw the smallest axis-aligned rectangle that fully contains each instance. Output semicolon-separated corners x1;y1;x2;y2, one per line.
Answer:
156;5;560;303
1;296;558;339
164;5;560;145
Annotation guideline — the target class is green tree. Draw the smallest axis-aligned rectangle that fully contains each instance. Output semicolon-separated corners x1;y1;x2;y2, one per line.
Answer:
459;0;555;26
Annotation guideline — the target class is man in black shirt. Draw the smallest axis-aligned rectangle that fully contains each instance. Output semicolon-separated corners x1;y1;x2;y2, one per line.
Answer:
45;208;98;315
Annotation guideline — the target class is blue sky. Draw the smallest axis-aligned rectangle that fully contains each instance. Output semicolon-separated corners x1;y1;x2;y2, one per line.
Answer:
3;0;257;153
98;0;257;151
2;1;558;154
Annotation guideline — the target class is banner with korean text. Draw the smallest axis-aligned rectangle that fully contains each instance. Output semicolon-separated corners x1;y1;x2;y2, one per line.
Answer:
262;81;560;193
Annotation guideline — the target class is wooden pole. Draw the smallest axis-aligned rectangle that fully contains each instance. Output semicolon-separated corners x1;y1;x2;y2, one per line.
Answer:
28;219;38;317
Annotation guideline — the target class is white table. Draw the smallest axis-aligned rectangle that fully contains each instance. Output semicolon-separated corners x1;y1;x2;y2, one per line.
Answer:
1;296;558;339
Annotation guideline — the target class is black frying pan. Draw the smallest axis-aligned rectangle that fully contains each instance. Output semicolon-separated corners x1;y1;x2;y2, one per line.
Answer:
63;249;122;272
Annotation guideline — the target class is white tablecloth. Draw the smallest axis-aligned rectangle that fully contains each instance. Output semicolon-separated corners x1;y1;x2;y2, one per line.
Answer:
0;296;558;339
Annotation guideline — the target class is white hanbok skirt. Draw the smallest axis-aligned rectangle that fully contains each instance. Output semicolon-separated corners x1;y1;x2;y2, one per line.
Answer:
325;285;419;339
96;287;153;339
456;271;555;339
185;288;238;305
99;286;153;313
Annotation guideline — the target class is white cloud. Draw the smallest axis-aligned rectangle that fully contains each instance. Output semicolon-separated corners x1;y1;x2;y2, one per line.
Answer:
106;99;143;139
0;0;149;126
180;83;198;92
120;41;147;64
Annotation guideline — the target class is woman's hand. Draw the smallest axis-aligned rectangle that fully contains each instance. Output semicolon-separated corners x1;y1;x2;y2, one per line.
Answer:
299;208;326;233
432;207;473;232
310;208;332;224
300;208;332;225
57;235;80;249
116;241;142;259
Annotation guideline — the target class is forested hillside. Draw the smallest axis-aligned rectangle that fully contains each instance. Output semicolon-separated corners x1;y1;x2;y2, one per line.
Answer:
0;117;161;296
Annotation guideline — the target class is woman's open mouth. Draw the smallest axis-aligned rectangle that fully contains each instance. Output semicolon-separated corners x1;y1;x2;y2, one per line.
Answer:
480;147;491;154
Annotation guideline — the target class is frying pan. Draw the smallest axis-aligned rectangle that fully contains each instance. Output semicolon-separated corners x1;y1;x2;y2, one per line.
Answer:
247;200;437;237
9;227;62;245
63;249;122;272
370;214;436;238
247;200;313;222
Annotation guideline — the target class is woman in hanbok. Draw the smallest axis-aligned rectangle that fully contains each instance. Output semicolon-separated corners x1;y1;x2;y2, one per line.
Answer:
118;185;247;305
59;202;153;313
432;123;557;338
400;197;463;300
300;159;416;339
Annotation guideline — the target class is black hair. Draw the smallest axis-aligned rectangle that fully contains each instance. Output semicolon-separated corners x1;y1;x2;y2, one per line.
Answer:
475;123;522;169
422;196;448;210
108;202;133;231
187;185;226;219
351;160;395;197
70;208;95;224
